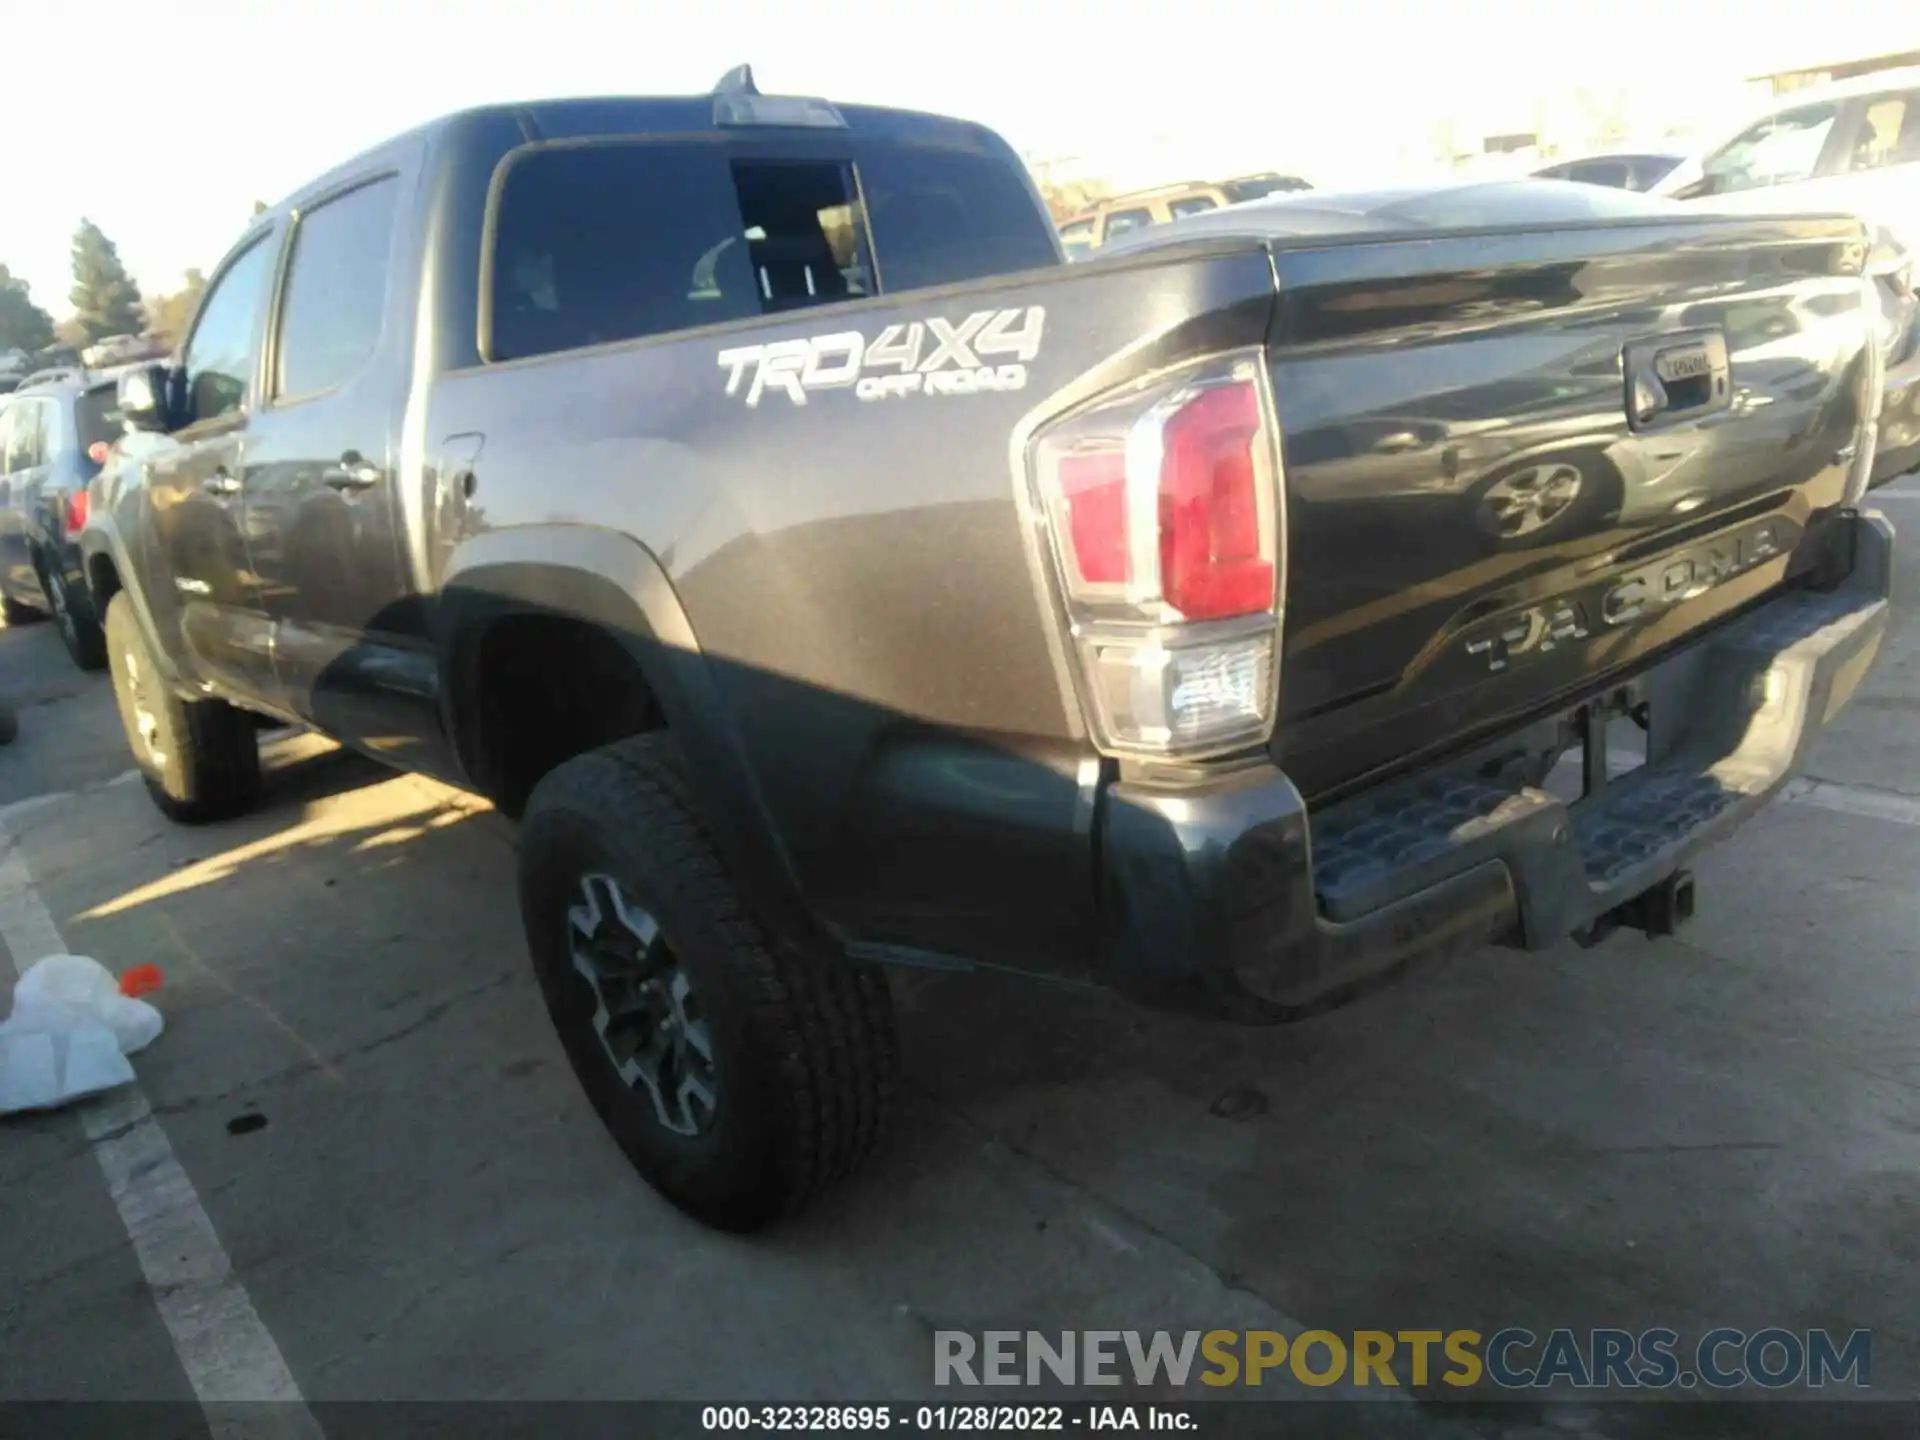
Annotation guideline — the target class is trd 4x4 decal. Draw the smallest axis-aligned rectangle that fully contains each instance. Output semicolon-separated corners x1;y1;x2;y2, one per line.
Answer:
718;306;1046;408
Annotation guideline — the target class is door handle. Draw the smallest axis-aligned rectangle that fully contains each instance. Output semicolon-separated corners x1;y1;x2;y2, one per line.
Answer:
322;458;382;491
202;468;241;497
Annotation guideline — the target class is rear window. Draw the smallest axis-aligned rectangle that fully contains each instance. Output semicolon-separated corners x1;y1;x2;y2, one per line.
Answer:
489;145;873;362
75;383;122;463
487;139;1056;363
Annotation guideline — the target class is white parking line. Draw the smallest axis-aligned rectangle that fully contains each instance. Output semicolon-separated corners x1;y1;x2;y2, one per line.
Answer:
1781;776;1920;829
0;828;323;1437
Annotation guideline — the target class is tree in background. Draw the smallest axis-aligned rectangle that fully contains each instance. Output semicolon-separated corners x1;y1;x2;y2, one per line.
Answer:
0;263;56;355
145;268;207;350
68;219;146;342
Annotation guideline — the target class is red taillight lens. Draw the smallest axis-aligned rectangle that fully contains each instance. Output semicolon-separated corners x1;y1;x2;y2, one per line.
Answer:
1028;350;1283;759
65;489;89;533
1058;451;1128;586
1158;381;1271;620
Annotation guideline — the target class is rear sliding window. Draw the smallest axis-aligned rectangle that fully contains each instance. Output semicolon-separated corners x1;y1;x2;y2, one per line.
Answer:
487;140;1057;363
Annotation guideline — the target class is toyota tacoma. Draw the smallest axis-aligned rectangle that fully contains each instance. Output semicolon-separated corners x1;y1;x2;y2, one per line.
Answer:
85;70;1892;1229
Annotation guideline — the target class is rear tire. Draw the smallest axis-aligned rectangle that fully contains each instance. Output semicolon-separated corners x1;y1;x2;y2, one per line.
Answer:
104;593;262;823
518;732;897;1231
40;560;107;671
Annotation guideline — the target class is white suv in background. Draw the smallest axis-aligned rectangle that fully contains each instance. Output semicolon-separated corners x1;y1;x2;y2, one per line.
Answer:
1654;68;1920;250
1656;68;1920;487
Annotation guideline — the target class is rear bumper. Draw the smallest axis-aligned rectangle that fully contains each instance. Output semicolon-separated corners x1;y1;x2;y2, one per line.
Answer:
1097;510;1894;1019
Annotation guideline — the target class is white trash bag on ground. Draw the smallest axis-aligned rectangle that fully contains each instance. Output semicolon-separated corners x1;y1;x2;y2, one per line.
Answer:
0;955;165;1115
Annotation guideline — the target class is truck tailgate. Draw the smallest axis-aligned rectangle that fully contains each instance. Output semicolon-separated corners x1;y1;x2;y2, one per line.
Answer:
1261;215;1878;800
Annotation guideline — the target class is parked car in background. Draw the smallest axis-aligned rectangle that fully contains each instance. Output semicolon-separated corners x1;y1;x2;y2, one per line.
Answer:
1649;69;1920;488
1653;66;1920;250
1868;230;1920;486
1059;172;1311;257
0;368;123;664
80;333;167;369
1532;152;1685;191
28;346;81;372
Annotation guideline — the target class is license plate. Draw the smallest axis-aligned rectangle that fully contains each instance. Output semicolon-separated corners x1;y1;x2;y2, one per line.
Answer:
1655;346;1713;382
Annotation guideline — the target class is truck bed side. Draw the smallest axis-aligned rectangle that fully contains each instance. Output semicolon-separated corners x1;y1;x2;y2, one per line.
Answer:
426;249;1278;976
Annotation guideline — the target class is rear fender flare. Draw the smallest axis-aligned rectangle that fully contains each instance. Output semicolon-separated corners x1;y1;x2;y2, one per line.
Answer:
436;525;824;944
79;517;186;690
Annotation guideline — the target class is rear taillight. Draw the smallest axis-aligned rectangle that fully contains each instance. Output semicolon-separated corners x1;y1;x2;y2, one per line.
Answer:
65;489;89;534
1029;350;1283;758
1157;382;1271;620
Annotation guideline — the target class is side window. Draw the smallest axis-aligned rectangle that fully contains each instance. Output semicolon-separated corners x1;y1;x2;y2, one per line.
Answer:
1101;208;1153;241
0;406;14;474
1168;195;1219;219
5;401;45;471
275;176;399;400
1700;104;1840;193
181;236;279;426
488;144;875;363
1058;221;1096;259
37;398;65;461
1845;93;1920;172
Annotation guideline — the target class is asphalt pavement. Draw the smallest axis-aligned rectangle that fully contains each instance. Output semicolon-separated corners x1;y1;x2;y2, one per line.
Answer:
2;482;1919;1438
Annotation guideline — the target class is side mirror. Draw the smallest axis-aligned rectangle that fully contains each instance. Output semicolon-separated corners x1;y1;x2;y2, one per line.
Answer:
118;363;176;434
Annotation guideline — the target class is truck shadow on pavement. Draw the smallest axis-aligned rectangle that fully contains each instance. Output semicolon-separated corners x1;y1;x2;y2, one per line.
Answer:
13;658;1911;1421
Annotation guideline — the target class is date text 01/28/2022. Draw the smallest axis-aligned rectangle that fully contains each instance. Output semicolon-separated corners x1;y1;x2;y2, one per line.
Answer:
701;1404;1192;1431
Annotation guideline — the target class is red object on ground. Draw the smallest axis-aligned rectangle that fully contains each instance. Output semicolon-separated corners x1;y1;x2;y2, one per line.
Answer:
118;964;164;998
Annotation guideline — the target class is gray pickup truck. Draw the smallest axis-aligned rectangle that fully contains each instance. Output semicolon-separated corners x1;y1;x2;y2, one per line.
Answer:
86;68;1892;1230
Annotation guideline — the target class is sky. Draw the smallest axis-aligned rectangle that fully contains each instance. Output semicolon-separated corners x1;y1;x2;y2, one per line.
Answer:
4;0;1916;319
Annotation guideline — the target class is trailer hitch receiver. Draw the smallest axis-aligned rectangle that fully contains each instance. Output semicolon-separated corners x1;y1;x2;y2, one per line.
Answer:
1611;869;1696;938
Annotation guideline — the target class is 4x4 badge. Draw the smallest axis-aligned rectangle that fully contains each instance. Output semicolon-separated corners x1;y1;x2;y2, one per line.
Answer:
718;306;1046;407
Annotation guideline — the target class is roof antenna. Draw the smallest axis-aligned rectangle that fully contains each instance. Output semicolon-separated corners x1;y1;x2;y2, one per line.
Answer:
713;64;759;96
